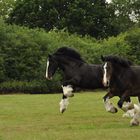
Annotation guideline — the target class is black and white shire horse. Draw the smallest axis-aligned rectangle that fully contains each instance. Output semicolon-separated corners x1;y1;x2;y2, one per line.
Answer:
46;47;104;113
101;55;140;126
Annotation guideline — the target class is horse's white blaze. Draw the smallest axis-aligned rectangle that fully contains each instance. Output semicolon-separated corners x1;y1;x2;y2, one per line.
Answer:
59;98;69;113
62;85;74;97
103;62;108;86
46;60;49;79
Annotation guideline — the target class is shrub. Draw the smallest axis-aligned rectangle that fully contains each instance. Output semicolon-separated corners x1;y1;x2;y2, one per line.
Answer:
0;19;140;93
124;28;140;64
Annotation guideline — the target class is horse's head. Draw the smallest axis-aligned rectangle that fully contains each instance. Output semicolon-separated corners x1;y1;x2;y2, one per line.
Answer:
46;54;58;80
46;47;85;80
101;55;132;87
101;56;112;87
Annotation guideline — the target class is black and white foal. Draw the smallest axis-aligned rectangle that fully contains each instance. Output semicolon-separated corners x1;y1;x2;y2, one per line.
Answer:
46;47;104;113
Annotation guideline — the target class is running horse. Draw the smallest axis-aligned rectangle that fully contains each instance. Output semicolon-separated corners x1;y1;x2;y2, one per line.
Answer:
101;55;140;126
46;47;104;113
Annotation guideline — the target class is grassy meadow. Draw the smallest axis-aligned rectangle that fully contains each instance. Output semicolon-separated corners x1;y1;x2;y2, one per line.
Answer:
0;91;139;140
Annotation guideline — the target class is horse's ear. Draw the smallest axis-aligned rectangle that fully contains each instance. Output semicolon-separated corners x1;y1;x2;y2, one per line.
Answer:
101;55;105;61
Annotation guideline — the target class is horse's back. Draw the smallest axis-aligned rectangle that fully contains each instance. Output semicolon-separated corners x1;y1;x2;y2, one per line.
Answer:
78;63;103;89
131;66;140;81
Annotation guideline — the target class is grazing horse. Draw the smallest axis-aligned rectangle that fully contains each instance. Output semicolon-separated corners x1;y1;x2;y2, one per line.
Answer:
46;47;104;113
101;55;140;126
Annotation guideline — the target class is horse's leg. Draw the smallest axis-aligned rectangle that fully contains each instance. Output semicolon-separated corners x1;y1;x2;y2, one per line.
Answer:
130;103;140;126
122;97;135;118
59;77;80;113
59;84;74;113
103;92;118;113
118;91;130;109
122;97;134;112
59;94;69;113
62;77;80;97
138;96;140;103
130;96;140;125
62;85;74;97
125;97;131;102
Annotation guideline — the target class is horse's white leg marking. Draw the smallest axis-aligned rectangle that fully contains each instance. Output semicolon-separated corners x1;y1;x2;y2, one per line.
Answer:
59;98;69;113
62;85;74;97
122;102;134;112
122;102;134;118
104;97;118;113
103;63;108;86
45;60;49;79
130;104;140;126
59;85;74;113
123;109;135;118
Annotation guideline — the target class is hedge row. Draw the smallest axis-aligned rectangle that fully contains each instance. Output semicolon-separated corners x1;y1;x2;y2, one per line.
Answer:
0;19;140;93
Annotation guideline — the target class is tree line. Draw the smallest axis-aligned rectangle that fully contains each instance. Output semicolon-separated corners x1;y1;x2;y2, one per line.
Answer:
0;19;140;93
0;0;140;39
0;0;140;93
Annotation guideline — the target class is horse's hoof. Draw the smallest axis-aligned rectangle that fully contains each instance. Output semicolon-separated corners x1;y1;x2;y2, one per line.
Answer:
109;107;118;113
122;103;134;112
60;108;66;114
130;119;139;126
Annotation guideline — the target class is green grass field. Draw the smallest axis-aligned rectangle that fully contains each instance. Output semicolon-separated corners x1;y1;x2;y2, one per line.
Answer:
0;91;139;140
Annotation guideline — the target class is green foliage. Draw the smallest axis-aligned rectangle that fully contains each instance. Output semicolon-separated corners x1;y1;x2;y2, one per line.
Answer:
111;0;140;33
0;79;61;94
0;19;62;93
7;0;116;39
0;0;16;19
124;28;140;64
1;0;140;39
0;19;140;93
1;25;46;81
0;57;5;82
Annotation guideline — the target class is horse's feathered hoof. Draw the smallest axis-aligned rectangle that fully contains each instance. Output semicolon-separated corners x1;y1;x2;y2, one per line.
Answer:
122;102;134;112
130;118;139;126
60;108;66;114
109;107;118;113
59;98;69;114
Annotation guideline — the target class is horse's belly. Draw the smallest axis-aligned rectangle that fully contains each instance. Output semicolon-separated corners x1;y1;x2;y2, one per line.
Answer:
78;79;103;89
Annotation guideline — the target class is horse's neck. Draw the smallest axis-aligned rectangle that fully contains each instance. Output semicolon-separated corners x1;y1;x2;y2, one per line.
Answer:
58;58;83;79
111;69;127;89
58;57;76;70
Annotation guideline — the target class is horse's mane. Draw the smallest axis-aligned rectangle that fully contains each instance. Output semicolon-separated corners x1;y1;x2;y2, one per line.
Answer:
102;55;132;68
54;47;84;62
